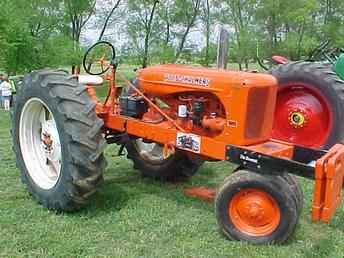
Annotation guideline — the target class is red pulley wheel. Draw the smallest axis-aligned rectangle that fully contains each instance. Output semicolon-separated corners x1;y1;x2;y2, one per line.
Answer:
271;62;344;149
272;83;333;148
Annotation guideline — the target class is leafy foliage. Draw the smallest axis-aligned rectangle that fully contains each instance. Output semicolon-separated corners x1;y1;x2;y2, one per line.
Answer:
1;0;344;72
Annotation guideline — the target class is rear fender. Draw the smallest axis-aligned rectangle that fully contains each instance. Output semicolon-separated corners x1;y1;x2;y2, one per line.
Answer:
272;55;289;65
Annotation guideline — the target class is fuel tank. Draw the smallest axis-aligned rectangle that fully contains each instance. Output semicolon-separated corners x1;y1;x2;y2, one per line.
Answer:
137;64;277;96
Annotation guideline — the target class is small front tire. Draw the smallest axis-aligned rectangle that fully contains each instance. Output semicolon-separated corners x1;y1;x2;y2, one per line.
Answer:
215;170;298;244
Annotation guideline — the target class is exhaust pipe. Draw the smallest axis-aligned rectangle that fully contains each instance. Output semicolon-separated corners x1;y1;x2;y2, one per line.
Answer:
217;27;229;69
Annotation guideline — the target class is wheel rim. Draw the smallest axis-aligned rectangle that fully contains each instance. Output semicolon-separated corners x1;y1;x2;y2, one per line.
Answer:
272;83;333;148
229;188;281;237
134;139;172;164
19;98;62;190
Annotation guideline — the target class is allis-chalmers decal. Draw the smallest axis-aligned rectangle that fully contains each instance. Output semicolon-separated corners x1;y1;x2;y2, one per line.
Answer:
164;74;210;87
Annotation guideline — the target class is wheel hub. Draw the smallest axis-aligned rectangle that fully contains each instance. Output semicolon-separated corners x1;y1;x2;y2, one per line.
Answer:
134;139;172;164
289;110;307;128
246;203;264;219
41;120;61;162
229;189;281;236
272;84;332;148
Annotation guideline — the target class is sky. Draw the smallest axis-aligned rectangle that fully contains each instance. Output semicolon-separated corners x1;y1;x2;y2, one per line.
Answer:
80;1;233;53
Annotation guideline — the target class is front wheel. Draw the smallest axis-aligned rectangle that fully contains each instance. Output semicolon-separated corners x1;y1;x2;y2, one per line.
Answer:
12;70;107;211
215;170;298;244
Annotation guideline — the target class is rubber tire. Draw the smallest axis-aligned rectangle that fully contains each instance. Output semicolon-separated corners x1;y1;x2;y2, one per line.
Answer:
271;62;344;149
215;170;298;244
11;69;107;212
126;139;203;181
281;174;304;216
231;170;303;216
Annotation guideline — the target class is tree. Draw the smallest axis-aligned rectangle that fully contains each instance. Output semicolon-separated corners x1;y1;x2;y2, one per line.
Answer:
215;0;257;69
200;0;212;66
319;0;344;45
64;0;96;45
64;0;96;72
1;0;344;73
172;0;201;62
254;0;320;60
127;0;160;68
98;0;122;41
0;0;69;74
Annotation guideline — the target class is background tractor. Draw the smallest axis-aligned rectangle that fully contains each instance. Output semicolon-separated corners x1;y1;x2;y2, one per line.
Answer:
258;41;344;149
11;40;344;245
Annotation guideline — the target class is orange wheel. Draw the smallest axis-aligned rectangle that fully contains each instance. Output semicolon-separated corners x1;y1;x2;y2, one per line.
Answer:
229;188;281;236
215;170;299;244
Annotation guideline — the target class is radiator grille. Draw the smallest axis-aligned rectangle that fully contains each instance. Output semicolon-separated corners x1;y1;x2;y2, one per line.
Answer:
245;87;270;139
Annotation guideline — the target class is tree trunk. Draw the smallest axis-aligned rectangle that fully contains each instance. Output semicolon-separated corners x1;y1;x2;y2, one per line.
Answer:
98;0;121;41
296;19;306;60
175;0;201;62
142;0;159;68
204;0;210;66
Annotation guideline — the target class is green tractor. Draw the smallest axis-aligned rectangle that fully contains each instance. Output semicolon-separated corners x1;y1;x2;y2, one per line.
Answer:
258;41;344;149
334;53;344;80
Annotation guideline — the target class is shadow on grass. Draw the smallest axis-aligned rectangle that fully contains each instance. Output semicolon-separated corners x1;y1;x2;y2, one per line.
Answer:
72;163;222;219
70;162;244;229
74;161;311;246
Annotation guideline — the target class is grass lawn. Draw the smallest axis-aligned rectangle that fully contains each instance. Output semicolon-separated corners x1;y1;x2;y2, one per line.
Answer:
1;97;344;257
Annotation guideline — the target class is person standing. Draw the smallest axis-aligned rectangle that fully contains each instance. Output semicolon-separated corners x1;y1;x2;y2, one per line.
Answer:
9;78;16;107
0;74;3;109
0;76;12;111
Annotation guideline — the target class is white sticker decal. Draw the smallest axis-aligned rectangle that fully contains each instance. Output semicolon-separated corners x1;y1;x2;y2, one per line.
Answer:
176;133;201;153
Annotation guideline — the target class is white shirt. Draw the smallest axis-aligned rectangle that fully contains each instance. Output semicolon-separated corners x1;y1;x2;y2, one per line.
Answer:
0;81;12;97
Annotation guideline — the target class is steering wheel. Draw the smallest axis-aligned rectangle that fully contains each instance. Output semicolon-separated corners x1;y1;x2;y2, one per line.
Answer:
83;41;116;75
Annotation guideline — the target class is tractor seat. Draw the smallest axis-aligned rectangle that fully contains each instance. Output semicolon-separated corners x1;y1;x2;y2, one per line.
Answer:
78;75;104;86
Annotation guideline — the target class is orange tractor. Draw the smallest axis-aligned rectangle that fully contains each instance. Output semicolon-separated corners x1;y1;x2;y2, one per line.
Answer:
11;41;344;244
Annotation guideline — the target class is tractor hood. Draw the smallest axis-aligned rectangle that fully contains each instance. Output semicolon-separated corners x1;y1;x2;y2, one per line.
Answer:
137;64;277;96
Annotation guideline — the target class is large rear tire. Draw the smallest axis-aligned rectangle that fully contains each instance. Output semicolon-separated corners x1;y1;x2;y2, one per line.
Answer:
126;139;203;181
271;62;344;149
12;70;107;212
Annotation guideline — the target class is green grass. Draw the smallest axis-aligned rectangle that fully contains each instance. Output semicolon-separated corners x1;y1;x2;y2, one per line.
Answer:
1;109;344;258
